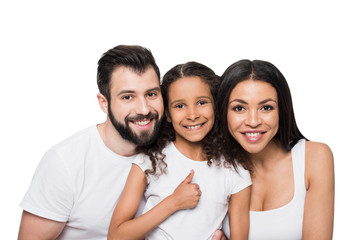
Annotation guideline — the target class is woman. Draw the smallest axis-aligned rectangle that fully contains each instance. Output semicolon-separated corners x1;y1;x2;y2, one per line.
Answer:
218;60;334;239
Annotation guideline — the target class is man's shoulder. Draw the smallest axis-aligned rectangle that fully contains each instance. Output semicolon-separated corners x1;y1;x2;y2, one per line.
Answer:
49;125;97;153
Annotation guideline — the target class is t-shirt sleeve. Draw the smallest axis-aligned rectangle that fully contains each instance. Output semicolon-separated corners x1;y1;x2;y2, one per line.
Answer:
20;149;74;222
133;153;154;181
229;165;252;195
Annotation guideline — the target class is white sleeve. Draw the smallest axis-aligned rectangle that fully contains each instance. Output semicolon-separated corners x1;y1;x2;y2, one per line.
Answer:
133;153;154;181
230;165;252;195
20;149;74;222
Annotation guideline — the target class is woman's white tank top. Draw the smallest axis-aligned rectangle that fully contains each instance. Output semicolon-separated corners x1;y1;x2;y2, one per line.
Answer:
222;139;307;239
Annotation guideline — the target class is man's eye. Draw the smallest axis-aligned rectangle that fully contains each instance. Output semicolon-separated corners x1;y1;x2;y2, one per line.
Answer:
147;92;157;97
122;95;133;100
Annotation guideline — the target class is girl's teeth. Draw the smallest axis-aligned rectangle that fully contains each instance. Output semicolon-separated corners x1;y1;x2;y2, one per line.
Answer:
186;124;201;129
135;120;150;126
245;132;261;137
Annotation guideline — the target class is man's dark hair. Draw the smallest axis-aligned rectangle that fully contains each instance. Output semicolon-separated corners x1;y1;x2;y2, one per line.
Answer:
97;45;160;100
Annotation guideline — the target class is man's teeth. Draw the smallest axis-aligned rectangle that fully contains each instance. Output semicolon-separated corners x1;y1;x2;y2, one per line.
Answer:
245;132;261;137
186;124;202;129
134;120;150;126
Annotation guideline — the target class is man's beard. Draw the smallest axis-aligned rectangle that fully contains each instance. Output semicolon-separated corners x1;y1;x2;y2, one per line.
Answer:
108;105;163;146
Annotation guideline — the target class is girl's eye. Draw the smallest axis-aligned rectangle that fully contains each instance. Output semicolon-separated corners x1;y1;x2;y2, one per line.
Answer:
261;105;274;111
232;105;245;112
198;100;207;105
175;104;184;109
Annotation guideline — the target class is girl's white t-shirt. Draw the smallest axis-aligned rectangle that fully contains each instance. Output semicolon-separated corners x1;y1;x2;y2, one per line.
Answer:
134;142;252;240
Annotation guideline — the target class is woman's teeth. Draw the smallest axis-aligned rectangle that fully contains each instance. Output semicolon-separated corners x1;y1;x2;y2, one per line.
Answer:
245;132;261;137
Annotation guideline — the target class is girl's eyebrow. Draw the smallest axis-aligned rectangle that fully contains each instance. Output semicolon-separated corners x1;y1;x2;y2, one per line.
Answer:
170;96;213;104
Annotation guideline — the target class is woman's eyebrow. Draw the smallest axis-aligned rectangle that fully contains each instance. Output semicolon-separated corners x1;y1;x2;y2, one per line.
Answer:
259;98;277;105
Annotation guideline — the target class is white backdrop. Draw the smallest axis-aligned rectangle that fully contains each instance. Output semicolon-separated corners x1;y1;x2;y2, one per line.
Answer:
1;0;358;238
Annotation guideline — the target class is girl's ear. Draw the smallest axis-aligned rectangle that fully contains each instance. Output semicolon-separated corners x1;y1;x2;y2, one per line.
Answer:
165;110;171;123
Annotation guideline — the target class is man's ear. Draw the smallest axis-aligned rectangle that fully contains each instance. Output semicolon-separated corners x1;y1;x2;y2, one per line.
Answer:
97;93;108;114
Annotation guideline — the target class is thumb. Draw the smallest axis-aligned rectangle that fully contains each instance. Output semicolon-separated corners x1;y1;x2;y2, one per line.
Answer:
182;169;194;184
211;230;223;240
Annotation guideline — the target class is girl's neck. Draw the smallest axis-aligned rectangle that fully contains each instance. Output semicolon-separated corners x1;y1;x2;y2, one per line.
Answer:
173;139;205;161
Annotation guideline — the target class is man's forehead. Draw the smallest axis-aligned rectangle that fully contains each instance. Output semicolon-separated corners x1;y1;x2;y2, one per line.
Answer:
110;66;160;93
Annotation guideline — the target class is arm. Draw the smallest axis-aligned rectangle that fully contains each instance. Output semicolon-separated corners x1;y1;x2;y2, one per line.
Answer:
108;166;200;240
228;186;251;240
18;211;66;240
303;142;334;240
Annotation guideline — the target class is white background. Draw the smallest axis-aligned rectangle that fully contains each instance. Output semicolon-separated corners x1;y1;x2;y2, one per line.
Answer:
1;0;358;238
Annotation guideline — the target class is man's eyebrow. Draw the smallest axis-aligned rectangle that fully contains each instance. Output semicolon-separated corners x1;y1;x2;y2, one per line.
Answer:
117;87;161;96
117;90;135;96
146;87;161;92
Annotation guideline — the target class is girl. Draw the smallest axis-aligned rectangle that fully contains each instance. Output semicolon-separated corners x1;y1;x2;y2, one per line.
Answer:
108;62;252;239
218;60;334;239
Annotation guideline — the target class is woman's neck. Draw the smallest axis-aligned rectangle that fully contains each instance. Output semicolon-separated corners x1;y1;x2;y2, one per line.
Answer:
250;140;287;168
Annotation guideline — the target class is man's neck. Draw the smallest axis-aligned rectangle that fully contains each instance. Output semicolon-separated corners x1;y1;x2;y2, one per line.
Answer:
97;119;137;157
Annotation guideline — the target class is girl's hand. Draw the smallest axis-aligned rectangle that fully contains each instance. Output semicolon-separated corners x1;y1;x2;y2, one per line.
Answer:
170;169;201;210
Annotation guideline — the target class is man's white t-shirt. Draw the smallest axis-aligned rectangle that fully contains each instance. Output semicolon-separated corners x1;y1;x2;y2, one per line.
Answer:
20;125;143;240
134;142;252;240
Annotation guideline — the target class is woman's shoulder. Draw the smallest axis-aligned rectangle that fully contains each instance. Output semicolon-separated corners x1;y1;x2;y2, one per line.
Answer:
304;141;334;188
305;141;333;160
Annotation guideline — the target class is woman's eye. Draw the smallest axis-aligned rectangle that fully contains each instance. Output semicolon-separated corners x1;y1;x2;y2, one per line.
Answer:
261;105;274;111
232;105;245;112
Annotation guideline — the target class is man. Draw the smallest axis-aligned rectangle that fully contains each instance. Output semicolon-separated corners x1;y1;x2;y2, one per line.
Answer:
18;45;164;239
18;44;226;240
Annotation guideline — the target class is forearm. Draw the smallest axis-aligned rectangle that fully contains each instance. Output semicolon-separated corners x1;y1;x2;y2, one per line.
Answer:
108;195;178;240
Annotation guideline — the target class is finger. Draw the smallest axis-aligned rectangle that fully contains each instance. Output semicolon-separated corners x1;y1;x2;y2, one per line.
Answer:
211;230;223;240
192;183;200;190
182;169;194;184
211;230;220;240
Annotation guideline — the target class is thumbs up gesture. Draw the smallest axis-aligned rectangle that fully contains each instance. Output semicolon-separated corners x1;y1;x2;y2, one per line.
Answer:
171;169;201;210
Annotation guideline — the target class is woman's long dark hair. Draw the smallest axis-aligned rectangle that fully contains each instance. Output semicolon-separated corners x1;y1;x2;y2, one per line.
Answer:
217;60;307;174
137;61;222;176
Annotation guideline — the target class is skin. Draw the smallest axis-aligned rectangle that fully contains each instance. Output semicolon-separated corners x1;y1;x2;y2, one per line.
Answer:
18;66;164;240
108;76;250;240
167;76;215;160
225;79;334;239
